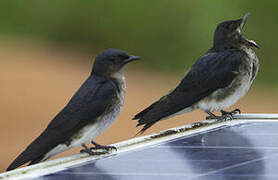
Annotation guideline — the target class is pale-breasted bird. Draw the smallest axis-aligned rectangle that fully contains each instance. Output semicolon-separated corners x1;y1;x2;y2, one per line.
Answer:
133;13;259;134
7;49;141;171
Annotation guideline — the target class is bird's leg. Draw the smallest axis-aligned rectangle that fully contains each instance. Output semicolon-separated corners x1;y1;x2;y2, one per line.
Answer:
206;111;233;121
80;144;105;155
90;141;117;151
205;111;218;120
221;108;241;116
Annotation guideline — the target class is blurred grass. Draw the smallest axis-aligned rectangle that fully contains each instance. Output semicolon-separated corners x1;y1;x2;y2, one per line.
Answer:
0;1;277;86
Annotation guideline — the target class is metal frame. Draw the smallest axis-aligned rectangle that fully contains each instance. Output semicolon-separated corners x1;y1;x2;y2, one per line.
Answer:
1;113;278;180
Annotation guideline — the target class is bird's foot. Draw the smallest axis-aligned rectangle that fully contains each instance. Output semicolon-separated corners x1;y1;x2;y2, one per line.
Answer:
221;108;241;116
206;111;233;121
80;144;107;155
90;141;117;151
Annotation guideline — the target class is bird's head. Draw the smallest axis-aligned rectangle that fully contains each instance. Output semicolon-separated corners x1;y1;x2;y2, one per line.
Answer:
213;13;259;50
91;49;141;78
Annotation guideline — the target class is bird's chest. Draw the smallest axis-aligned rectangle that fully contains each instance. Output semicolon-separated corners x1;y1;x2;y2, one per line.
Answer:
204;73;251;111
198;50;258;112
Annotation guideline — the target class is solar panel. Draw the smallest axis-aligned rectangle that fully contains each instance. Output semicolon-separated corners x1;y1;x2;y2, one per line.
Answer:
2;114;278;180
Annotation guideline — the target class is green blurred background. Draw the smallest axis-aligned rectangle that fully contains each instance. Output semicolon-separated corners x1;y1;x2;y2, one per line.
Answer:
0;0;278;172
0;0;277;85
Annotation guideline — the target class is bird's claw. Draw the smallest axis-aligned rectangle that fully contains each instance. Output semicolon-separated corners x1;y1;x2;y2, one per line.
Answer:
233;108;241;114
221;114;233;121
221;108;241;116
90;145;117;151
206;114;233;121
80;144;104;155
80;144;114;155
80;148;106;155
205;110;233;121
91;141;117;151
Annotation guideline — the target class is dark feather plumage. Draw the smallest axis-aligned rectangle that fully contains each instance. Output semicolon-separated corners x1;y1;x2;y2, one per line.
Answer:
7;76;118;171
134;50;242;134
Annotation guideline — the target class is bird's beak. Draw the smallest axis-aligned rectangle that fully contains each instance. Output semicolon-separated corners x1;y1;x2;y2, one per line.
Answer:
238;13;259;48
239;13;249;32
124;55;141;64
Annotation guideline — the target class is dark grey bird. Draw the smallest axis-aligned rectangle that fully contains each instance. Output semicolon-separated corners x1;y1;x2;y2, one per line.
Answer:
7;49;141;171
133;13;259;134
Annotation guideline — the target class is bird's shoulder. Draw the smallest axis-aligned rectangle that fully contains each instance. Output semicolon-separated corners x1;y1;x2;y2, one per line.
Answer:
176;49;243;93
194;49;243;69
68;76;118;104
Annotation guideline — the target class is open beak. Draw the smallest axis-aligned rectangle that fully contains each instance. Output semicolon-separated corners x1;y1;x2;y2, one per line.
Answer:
239;13;259;48
239;13;249;32
124;55;141;64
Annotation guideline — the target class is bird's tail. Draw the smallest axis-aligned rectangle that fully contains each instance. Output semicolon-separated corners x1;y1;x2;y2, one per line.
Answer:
7;148;41;171
6;131;54;171
133;95;171;134
133;90;195;134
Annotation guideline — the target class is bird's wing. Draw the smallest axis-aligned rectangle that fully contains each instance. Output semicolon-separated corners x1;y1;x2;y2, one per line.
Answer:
47;77;118;133
134;50;243;133
7;76;119;171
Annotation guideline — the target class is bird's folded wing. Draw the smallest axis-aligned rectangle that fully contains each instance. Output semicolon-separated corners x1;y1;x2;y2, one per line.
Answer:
135;50;243;132
46;77;118;141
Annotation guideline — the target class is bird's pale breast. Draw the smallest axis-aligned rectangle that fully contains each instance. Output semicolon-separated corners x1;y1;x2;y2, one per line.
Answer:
197;48;258;112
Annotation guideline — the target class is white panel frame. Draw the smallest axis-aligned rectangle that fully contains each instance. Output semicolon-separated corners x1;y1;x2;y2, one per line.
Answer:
1;114;278;180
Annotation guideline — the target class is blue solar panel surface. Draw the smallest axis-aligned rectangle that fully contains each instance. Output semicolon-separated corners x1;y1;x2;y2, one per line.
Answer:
30;121;278;180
